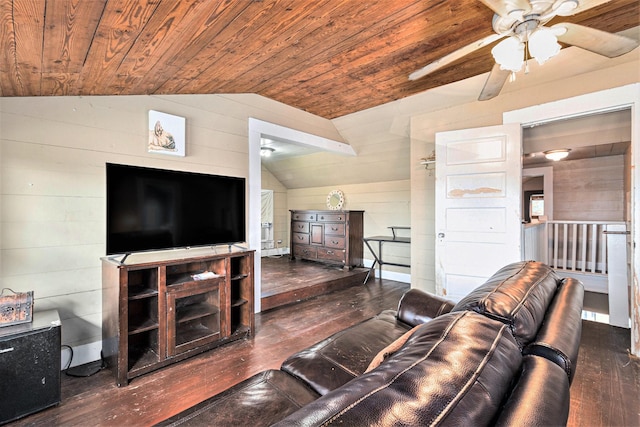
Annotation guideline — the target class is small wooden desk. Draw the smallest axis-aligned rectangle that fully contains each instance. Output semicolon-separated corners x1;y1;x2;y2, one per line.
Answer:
363;226;411;283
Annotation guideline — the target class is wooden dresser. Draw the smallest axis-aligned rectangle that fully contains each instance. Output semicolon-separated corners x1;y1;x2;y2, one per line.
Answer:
290;210;364;269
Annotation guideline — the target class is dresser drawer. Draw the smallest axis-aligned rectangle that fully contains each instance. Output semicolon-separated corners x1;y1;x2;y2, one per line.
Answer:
324;223;345;236
292;221;310;233
293;212;317;221
292;232;310;245
293;244;317;259
317;247;345;263
324;236;345;249
317;213;346;222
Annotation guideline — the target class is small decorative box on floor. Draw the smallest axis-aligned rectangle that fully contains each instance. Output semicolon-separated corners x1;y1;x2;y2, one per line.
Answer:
0;288;33;327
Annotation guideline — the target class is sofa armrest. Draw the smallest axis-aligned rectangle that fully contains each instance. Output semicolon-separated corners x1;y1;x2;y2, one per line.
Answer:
493;355;570;427
396;289;455;326
523;277;584;383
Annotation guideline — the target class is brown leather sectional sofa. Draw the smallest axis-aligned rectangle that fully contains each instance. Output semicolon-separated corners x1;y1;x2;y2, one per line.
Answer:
157;261;584;426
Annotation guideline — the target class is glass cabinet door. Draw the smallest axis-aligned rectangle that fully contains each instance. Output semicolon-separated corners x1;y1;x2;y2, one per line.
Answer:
166;281;221;356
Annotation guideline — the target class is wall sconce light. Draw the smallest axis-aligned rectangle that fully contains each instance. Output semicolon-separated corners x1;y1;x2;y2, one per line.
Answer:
420;151;436;175
543;149;570;161
260;146;275;157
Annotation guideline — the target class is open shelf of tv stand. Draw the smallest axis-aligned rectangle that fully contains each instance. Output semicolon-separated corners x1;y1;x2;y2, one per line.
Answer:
101;247;255;386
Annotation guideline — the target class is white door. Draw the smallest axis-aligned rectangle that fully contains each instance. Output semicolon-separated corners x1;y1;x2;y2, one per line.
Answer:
435;124;522;301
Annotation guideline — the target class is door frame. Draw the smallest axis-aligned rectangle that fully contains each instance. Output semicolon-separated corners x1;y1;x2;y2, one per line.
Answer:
522;166;553;221
503;83;640;356
248;118;356;312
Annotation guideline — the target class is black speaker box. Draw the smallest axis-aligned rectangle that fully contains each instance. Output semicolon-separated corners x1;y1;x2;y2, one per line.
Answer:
0;310;61;425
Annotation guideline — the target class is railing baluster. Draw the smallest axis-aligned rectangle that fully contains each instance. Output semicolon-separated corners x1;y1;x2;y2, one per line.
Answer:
600;225;608;274
571;223;577;271
562;223;568;269
581;224;589;273
533;220;624;277
590;223;598;273
553;223;559;269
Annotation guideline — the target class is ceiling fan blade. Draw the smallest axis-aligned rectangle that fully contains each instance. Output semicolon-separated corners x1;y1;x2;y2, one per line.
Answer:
568;0;614;15
478;63;511;101
409;33;504;81
478;0;531;17
553;23;639;57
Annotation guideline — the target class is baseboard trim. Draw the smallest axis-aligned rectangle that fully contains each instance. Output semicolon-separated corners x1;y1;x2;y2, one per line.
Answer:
61;340;103;370
363;260;411;283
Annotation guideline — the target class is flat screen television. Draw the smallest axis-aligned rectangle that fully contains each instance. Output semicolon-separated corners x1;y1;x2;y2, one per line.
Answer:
106;163;246;255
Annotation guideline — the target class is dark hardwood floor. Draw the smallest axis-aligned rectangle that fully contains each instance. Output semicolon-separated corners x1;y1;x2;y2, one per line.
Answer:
567;320;640;426
8;270;639;426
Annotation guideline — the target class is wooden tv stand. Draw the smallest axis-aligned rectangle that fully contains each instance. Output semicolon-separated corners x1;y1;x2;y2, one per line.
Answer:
101;247;254;386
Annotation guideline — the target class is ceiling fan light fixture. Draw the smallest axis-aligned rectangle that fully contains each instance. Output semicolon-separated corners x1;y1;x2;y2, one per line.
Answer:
491;37;524;72
544;149;571;161
529;28;561;65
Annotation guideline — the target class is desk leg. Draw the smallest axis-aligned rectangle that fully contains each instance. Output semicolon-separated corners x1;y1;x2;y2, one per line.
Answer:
378;240;383;280
364;259;377;284
363;239;380;284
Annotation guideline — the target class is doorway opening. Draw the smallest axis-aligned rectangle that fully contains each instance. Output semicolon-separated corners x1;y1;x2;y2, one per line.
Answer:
521;109;632;328
248;118;356;312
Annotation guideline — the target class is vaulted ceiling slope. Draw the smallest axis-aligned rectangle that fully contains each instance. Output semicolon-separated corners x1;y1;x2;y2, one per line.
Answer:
1;0;638;119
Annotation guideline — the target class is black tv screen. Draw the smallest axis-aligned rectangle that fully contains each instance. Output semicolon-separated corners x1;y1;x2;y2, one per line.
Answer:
106;163;246;255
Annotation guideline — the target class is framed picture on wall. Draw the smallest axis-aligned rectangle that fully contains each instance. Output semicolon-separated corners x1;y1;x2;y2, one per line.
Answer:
148;110;186;156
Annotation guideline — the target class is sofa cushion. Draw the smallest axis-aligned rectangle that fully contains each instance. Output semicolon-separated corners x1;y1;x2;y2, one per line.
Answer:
493;355;571;426
274;310;522;427
365;324;421;373
155;370;319;427
281;309;412;395
451;261;560;348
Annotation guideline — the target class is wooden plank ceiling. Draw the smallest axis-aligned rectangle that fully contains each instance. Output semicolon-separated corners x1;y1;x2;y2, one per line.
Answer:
1;0;638;119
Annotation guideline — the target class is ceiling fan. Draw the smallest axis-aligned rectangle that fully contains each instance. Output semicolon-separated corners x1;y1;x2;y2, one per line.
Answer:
409;0;639;100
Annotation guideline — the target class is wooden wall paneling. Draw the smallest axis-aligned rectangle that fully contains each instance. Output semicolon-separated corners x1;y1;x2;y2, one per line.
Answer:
553;156;625;221
1;0;637;118
40;0;104;95
242;1;430;94
107;1;225;94
193;0;356;94
0;0;45;96
76;0;158;94
154;1;266;94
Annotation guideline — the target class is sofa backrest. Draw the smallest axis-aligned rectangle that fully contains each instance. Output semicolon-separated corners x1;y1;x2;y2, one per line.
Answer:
274;310;522;427
451;261;560;348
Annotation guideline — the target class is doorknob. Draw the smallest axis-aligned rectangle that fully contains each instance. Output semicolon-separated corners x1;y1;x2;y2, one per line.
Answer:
438;233;445;238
